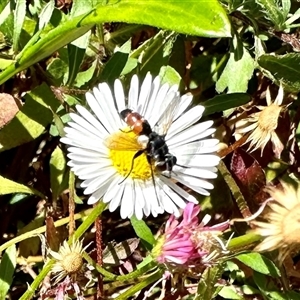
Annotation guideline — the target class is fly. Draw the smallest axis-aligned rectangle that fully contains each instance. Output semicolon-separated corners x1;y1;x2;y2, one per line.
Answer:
119;108;177;177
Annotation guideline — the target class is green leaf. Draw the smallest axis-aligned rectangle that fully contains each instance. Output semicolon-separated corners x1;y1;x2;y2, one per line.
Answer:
240;284;260;296
256;0;285;29
130;216;155;251
0;0;230;84
203;93;251;116
0;1;14;40
107;24;146;49
253;271;271;291
159;65;181;86
66;0;92;85
9;193;31;205
47;57;68;84
13;0;26;52
218;286;244;299
0;83;60;152
0;175;44;198
50;146;67;201
38;0;55;30
281;0;291;20
18;215;45;257
0;245;17;299
139;31;177;77
216;35;255;93
75;60;97;87
121;57;138;76
236;252;280;277
189;54;224;91
196;264;225;299
267;291;300;300
258;53;300;92
0;4;10;25
70;0;93;17
100;39;131;84
51;108;66;137
106;0;231;37
285;7;300;26
67;43;86;86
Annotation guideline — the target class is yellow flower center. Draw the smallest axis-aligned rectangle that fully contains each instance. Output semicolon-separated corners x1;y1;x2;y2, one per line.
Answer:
61;252;83;274
258;104;282;131
152;236;166;259
105;129;153;180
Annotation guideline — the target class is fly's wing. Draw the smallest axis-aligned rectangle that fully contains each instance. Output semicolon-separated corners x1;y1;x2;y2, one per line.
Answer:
104;131;145;151
154;95;181;136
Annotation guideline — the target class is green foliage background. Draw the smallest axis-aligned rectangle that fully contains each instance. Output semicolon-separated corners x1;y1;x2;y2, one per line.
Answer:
0;0;300;299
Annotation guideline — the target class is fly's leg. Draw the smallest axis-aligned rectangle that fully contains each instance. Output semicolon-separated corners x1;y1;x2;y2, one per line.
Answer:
147;155;161;207
119;150;144;184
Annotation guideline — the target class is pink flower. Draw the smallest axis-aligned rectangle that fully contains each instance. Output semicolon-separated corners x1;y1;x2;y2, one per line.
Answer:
153;203;229;267
41;276;84;300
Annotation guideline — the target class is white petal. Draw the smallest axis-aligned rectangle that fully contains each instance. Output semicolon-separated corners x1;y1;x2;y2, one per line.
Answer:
168;122;215;148
173;93;193;120
70;157;110;171
142;75;161;118
68;152;106;163
82;168;116;194
62;136;105;152
154;92;180;135
133;188;144;220
94;83;122;129
109;183;125;211
67;147;107;157
173;174;214;195
159;175;197;203
167;105;204;139
85;91;115;133
147;82;170;126
63;126;97;141
69;112;105;139
104;176;124;203
159;179;186;209
137;73;152;112
76;106;108;138
128;75;139;109
62;130;104;151
143;180;162;216
114;79;126;112
74;163;114;180
171;139;219;156
133;181;146;215
274;84;284;105
182;154;220;168
266;87;272;106
87;179;112;204
236;122;257;134
66;120;107;138
174;166;218;179
120;182;134;218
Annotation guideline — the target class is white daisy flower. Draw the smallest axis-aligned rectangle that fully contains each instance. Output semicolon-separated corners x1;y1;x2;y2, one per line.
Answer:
61;73;220;219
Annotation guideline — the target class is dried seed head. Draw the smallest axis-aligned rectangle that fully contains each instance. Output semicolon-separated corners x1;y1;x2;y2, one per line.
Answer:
235;84;286;156
50;239;86;283
60;251;83;274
